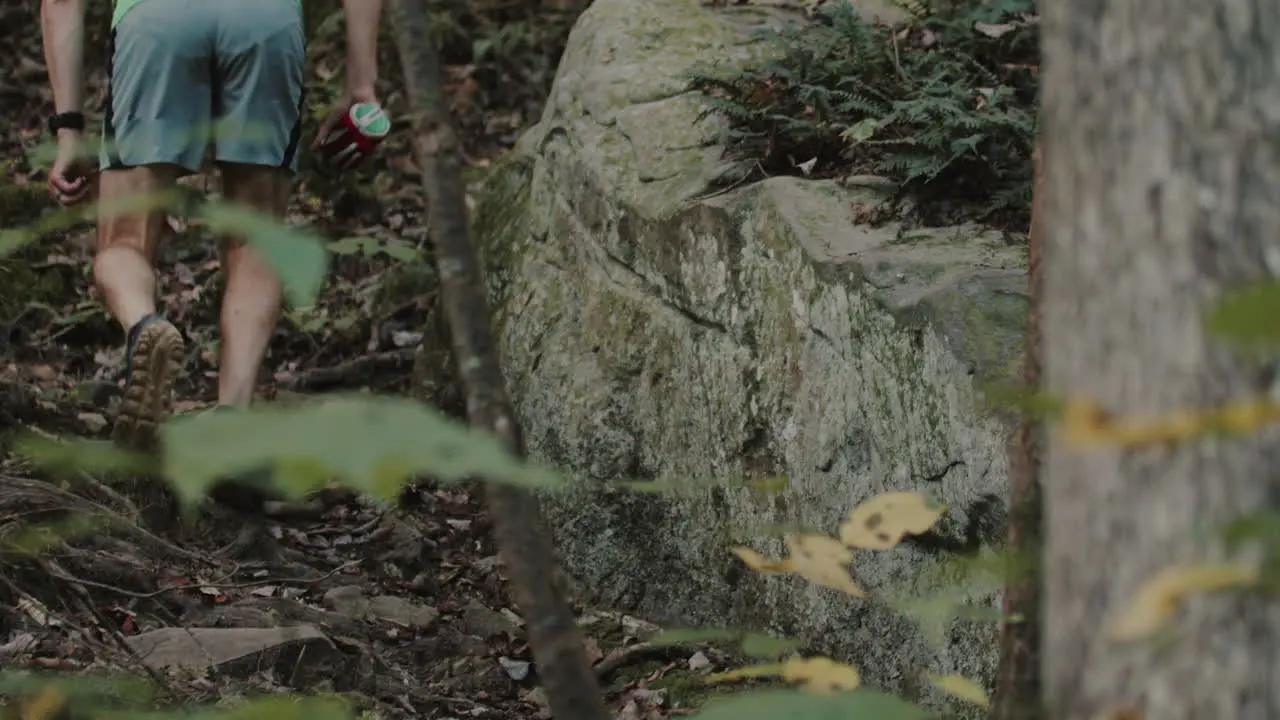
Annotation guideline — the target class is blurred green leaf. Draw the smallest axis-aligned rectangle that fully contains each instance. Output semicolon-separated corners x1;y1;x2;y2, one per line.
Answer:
893;588;1008;649
745;475;789;497
0;229;29;257
2;514;109;556
116;694;354;720
979;382;1068;418
692;689;934;720
0;671;157;711
1220;510;1280;553
894;591;961;648
740;632;803;659
1206;279;1280;350
651;627;803;659
1218;510;1280;590
327;236;369;255
841;118;879;143
198;201;329;307
15;435;152;477
0;189;180;260
380;239;420;262
202;695;352;720
161;394;563;506
652;628;737;646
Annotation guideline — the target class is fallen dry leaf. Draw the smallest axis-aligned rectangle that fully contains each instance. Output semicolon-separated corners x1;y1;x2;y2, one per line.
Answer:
785;533;864;597
781;656;861;695
15;685;70;720
929;673;990;708
974;21;1018;38
709;656;861;696
1108;562;1258;641
839;491;945;550
731;546;794;573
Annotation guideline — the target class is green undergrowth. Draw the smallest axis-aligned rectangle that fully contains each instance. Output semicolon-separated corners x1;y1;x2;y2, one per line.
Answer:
689;0;1037;227
0;167;70;325
652;668;781;712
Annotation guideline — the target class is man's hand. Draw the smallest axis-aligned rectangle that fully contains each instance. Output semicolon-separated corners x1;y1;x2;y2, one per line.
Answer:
312;85;379;149
48;130;91;206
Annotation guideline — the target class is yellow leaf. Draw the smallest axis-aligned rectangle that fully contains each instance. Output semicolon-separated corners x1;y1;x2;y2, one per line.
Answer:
786;533;865;597
709;657;861;696
706;663;786;685
839;491;945;550
19;687;69;720
1108;562;1258;641
1060;396;1280;449
1060;399;1111;446
731;547;794;573
781;656;861;695
928;673;990;708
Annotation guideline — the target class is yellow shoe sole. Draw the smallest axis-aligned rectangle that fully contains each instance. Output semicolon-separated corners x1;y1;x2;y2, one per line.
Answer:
113;320;184;450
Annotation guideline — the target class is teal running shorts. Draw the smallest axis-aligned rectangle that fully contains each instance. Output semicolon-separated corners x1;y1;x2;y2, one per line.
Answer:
101;0;306;174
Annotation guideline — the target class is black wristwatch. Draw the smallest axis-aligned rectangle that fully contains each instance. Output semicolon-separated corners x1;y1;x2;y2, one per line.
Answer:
47;111;86;136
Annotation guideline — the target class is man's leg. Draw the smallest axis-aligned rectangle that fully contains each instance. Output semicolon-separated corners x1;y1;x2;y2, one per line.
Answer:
215;165;289;407
100;0;214;447
211;0;306;408
94;167;175;332
96;166;185;447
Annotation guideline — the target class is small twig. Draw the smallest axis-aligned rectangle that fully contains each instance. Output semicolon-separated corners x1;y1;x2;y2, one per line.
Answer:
275;348;418;391
393;695;417;715
0;571;173;697
38;558;361;599
310;513;384;537
40;558;184;703
592;642;688;680
685;161;765;205
2;472;209;564
75;471;142;517
420;693;488;710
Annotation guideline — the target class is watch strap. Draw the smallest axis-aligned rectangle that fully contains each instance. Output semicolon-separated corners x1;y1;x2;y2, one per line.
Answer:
47;111;86;136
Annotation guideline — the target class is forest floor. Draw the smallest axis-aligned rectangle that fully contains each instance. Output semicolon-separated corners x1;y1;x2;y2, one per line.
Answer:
0;2;744;718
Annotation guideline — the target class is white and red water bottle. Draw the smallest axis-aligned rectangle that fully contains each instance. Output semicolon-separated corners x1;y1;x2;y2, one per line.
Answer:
319;102;391;169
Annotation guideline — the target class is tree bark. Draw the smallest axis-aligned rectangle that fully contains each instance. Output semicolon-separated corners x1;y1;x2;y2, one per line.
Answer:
991;139;1044;720
386;4;610;720
1040;3;1280;719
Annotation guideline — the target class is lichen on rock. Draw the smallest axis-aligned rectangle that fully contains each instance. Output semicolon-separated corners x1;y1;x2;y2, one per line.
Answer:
471;0;1027;713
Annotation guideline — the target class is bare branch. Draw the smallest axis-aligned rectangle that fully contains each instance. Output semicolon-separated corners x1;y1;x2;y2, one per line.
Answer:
386;3;611;719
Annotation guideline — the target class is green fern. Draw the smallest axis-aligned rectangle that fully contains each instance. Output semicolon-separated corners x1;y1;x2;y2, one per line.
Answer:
687;0;1038;227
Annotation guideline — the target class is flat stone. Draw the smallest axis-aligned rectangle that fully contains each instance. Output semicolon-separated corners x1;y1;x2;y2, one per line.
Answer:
323;585;439;630
368;596;440;630
125;625;338;687
461;599;521;639
323;585;370;617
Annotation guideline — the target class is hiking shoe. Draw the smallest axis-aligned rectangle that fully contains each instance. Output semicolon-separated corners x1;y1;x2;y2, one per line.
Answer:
113;313;184;450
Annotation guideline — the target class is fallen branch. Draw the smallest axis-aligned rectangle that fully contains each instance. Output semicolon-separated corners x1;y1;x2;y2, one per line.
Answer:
387;2;610;719
592;642;689;680
274;348;418;391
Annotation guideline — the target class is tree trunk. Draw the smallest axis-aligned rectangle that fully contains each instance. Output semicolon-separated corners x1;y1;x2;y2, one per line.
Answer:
387;3;611;719
991;139;1044;720
1040;3;1280;719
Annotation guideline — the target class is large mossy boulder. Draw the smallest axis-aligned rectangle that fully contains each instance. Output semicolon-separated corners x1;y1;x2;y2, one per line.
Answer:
473;0;1026;709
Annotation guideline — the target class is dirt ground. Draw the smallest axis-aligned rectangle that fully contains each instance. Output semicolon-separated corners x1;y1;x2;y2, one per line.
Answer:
0;2;749;718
